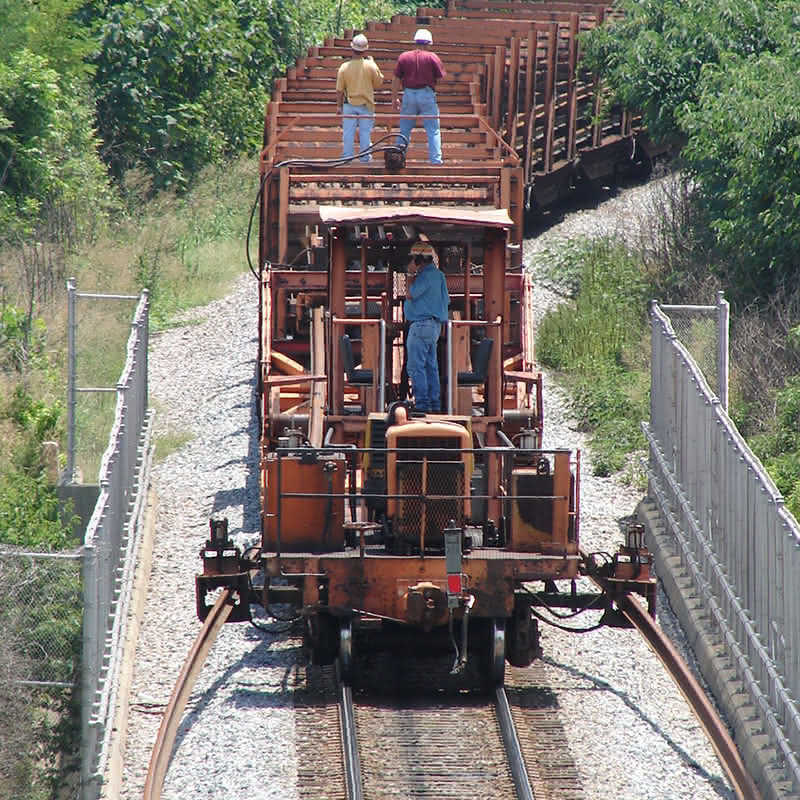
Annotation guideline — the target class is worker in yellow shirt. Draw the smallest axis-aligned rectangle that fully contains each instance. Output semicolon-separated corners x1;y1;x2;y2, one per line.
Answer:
336;34;384;163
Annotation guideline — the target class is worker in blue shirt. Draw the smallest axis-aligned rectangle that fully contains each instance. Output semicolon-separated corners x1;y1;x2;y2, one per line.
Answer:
404;244;450;413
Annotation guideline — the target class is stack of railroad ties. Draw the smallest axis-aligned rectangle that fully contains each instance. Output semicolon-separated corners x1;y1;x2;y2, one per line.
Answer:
258;0;651;270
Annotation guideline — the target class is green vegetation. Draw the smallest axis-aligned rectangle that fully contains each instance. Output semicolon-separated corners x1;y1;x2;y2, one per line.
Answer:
552;0;800;496
534;237;651;479
582;0;800;308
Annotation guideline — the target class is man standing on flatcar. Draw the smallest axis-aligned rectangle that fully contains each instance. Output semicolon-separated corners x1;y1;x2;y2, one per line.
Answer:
404;244;450;413
336;34;384;163
391;28;446;164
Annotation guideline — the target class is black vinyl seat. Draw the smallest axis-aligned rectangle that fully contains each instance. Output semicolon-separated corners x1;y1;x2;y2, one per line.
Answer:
341;334;373;385
458;337;493;386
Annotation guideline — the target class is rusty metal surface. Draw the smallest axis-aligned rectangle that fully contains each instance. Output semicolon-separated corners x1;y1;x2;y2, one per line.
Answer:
319;204;514;228
143;589;234;800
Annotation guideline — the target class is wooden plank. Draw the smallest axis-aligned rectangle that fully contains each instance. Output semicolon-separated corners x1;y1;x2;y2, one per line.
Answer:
506;36;520;149
272;349;305;375
289;187;492;201
543;24;557;172
492;45;504;131
566;13;579;160
360;323;380;413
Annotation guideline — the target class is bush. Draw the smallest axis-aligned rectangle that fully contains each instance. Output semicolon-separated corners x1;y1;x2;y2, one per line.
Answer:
750;375;800;518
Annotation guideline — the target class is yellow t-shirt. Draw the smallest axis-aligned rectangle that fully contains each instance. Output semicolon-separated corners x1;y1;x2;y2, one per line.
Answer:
336;57;384;112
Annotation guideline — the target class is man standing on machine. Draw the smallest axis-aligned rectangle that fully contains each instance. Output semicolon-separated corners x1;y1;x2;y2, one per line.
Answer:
404;243;450;413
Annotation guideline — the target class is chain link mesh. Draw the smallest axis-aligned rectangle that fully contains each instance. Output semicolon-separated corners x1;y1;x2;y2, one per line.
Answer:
663;307;720;397
0;549;83;686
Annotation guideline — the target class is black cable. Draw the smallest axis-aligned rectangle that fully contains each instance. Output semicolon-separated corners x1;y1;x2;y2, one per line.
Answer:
522;584;606;620
245;133;410;279
529;604;606;633
249;617;298;635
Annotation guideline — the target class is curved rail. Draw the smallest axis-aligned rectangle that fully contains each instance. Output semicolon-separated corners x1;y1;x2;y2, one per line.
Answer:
616;593;762;800
496;687;535;800
143;589;235;800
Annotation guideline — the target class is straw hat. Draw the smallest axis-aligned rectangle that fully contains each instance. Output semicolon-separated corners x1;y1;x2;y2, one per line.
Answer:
410;241;439;266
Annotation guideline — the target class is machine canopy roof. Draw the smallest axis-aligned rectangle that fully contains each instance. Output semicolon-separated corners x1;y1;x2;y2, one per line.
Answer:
318;205;513;229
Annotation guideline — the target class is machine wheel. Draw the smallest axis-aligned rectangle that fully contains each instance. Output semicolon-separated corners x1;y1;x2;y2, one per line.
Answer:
337;619;354;685
305;612;339;666
483;618;506;690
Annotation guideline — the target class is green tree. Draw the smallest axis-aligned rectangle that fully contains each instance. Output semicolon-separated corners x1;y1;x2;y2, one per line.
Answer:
582;0;800;307
0;0;111;246
92;0;271;190
679;54;800;303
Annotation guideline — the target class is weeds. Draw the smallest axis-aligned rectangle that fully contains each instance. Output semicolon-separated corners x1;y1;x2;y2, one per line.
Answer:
534;236;651;478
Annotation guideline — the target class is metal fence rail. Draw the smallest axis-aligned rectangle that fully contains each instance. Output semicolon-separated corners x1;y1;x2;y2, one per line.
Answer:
80;289;153;800
645;300;800;791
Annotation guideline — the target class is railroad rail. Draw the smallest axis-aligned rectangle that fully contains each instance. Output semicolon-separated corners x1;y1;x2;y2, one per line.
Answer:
615;592;762;800
144;587;760;799
142;589;236;800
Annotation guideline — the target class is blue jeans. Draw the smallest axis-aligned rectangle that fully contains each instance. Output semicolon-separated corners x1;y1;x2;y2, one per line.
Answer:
342;103;374;163
406;319;442;412
397;87;442;164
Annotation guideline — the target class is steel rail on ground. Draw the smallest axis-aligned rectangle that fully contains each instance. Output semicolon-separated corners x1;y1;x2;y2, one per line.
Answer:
142;589;235;800
615;592;762;800
339;681;364;800
496;686;536;800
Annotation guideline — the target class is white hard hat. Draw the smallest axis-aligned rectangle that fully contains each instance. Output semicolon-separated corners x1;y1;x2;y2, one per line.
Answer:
414;28;433;44
351;33;368;51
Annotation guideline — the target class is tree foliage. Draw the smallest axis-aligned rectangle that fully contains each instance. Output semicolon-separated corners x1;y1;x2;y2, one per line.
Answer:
679;54;800;301
582;0;800;307
89;0;401;190
0;0;111;245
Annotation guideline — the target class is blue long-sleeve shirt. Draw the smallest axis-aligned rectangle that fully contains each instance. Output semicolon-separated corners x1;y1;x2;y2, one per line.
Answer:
404;263;450;322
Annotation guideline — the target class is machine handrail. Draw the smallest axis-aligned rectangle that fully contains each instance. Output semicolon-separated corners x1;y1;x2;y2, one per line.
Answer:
446;316;502;414
331;316;386;412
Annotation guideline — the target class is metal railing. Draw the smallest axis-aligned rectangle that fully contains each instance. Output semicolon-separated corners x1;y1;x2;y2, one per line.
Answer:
645;300;800;791
79;288;154;800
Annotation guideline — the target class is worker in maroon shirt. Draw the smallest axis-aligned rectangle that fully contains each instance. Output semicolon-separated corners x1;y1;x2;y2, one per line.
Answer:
391;29;446;164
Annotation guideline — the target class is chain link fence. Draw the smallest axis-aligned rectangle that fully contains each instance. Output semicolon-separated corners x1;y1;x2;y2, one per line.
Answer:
0;549;83;688
658;290;729;408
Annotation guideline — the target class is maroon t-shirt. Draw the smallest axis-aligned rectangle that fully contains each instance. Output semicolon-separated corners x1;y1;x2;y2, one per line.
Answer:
393;49;446;89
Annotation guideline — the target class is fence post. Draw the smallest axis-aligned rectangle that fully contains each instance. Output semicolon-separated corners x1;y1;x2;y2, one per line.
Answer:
67;277;78;484
81;540;99;800
716;290;729;412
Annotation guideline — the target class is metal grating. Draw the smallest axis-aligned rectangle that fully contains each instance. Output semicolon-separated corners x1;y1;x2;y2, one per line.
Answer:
395;459;465;550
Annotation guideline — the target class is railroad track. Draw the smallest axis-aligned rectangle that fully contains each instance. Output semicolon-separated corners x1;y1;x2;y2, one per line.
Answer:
143;590;757;799
302;658;564;799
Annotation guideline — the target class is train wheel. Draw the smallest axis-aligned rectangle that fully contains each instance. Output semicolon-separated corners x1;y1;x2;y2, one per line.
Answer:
338;619;354;685
487;618;506;689
305;612;340;666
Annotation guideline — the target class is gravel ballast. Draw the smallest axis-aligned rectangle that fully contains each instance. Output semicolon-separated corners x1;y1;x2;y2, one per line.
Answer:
119;175;735;799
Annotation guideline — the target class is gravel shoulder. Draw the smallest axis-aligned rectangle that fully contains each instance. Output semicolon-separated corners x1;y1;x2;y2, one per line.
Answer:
119;175;734;800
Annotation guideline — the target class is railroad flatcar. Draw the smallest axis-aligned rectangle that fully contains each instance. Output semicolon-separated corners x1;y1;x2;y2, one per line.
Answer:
196;3;658;687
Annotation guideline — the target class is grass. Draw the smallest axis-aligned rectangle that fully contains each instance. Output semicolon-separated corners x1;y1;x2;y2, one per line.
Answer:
532;236;652;481
0;154;258;800
61;155;256;477
153;427;196;462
